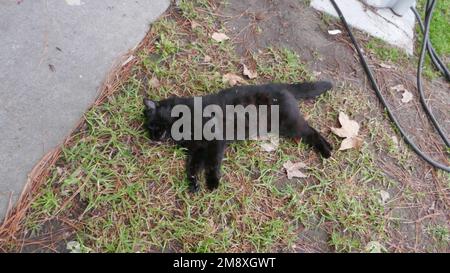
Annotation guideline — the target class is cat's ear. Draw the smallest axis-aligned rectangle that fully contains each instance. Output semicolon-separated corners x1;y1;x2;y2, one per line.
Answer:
143;98;157;111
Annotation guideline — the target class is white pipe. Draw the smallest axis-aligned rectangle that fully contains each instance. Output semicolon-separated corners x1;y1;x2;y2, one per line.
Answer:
392;0;416;16
363;0;416;16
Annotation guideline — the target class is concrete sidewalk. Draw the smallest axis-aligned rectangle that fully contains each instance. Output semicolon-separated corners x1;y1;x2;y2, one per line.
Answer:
0;0;170;219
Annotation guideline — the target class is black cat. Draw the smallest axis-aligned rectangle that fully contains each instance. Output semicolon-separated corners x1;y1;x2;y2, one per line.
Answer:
143;81;333;192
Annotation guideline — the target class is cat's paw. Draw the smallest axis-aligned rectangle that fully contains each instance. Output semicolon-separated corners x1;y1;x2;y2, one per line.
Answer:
318;138;332;158
206;177;220;191
189;183;200;193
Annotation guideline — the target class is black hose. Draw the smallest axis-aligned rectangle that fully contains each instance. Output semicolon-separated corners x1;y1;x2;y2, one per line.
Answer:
329;0;450;172
416;0;450;147
411;7;450;80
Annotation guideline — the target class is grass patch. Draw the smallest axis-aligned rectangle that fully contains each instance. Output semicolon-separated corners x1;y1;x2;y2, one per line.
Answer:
416;0;450;78
366;37;408;64
427;224;450;250
417;0;450;57
3;0;448;253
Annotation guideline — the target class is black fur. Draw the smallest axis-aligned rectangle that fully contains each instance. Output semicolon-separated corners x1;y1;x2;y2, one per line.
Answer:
143;81;333;192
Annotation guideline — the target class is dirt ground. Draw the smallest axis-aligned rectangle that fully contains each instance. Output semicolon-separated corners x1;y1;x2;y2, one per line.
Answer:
222;0;449;252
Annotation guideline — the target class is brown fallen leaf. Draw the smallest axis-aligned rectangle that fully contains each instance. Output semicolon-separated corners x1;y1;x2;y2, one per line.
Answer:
331;112;362;151
66;241;82;253
365;241;386;253
191;20;201;30
56;166;64;176
149;77;161;89
390;84;413;104
222;73;247;86
401;90;413;103
259;134;279;152
378;63;393;69
391;135;399;148
204;55;212;62
339;137;363;151
211;32;230;42
283;160;308;179
379;190;390;205
391;84;407;92
121;55;134;67
243;64;258;79
331;112;359;138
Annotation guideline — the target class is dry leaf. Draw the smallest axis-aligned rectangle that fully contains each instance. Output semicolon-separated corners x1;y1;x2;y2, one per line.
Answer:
391;84;407;92
121;55;134;67
283;160;308;179
149;77;161;89
391;135;399;145
429;201;436;212
379;190;390;205
204;55;212;62
259;134;279;152
328;29;342;35
67;241;82;253
339;137;363;150
391;135;399;149
401;90;413;103
331;112;359;138
365;241;386;253
222;73;247;86
260;142;276;152
378;63;392;69
243;64;258;79
391;84;413;104
56;167;64;176
211;32;229;42
191;20;201;30
331;112;362;151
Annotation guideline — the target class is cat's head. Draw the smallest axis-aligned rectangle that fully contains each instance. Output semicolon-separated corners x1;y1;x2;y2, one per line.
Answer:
143;98;173;141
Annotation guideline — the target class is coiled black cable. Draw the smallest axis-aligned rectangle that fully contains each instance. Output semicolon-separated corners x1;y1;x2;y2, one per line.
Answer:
329;0;450;172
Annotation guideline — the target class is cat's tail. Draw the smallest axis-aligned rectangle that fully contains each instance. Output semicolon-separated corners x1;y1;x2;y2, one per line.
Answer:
284;81;333;100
